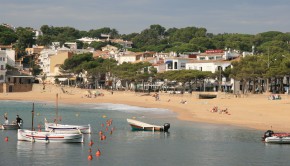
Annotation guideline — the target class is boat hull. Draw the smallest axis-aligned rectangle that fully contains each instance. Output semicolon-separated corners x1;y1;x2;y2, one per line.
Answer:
17;129;83;143
127;119;169;132
265;136;290;144
129;124;164;131
1;123;21;130
45;122;91;134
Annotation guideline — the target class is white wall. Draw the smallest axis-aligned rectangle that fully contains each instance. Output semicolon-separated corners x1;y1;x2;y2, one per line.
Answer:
186;61;231;73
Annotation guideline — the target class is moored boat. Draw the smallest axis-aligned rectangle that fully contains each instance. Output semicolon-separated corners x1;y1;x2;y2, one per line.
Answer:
17;129;83;143
262;130;290;144
1;123;22;130
127;118;170;132
44;119;91;134
43;93;91;134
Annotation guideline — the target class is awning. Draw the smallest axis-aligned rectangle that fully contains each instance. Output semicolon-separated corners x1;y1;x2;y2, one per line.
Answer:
165;60;172;64
58;78;68;81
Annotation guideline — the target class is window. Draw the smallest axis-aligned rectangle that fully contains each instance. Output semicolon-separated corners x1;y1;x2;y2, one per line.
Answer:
0;75;3;80
1;65;4;70
181;63;186;69
174;62;177;69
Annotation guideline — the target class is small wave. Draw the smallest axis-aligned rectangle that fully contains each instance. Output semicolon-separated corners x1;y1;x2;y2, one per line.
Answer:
91;103;173;114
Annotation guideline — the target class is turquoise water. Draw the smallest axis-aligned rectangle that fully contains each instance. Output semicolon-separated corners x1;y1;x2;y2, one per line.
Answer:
1;100;290;166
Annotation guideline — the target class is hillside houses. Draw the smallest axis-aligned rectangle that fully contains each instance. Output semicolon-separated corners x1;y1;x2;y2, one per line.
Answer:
0;45;34;93
0;35;245;93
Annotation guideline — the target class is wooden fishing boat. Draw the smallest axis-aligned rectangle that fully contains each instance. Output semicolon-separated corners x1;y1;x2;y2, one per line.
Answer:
44;93;91;134
127;118;170;132
17;129;83;143
17;103;83;143
1;123;22;130
262;130;290;144
45;119;91;134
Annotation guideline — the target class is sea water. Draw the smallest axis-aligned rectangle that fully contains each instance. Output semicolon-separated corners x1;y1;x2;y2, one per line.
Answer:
0;100;290;166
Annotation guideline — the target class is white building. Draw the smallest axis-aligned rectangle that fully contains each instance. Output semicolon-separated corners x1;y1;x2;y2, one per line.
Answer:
186;60;231;73
164;57;192;71
0;51;7;83
38;49;57;76
118;51;143;64
185;49;241;92
0;45;16;83
77;37;103;44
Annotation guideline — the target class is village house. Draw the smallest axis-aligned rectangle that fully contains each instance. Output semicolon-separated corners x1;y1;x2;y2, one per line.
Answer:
38;44;74;83
0;45;34;93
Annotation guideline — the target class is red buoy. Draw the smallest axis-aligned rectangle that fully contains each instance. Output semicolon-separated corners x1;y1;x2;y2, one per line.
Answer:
101;134;106;140
96;149;101;157
89;140;94;146
88;154;93;160
99;131;103;136
5;137;8;142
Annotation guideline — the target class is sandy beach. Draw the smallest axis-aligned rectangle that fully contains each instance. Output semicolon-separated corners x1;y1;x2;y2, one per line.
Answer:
1;84;290;132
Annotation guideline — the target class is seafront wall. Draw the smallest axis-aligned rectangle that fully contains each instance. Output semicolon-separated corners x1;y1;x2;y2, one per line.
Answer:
0;83;32;93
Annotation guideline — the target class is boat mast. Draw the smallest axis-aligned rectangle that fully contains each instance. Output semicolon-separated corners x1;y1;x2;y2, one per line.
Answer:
31;103;34;131
56;93;58;125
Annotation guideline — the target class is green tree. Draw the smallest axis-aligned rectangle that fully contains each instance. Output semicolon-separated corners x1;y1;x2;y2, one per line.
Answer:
0;25;17;45
14;27;35;52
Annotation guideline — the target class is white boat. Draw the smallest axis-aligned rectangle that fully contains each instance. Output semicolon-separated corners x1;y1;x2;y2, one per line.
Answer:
44;93;91;134
44;119;91;134
127;118;170;132
262;130;290;144
1;123;22;130
265;136;290;144
17;129;83;143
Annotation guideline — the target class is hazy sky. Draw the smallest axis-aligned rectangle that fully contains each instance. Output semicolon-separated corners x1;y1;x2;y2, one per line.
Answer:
1;0;290;34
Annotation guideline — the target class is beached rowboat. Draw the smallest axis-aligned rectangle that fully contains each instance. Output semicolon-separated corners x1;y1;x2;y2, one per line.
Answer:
17;129;83;143
127;118;170;132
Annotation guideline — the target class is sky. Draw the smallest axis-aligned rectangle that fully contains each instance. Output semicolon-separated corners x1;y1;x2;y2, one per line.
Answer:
1;0;290;35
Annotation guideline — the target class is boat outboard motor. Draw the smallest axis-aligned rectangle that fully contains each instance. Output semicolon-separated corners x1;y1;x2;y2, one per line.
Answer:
263;130;274;140
163;123;170;132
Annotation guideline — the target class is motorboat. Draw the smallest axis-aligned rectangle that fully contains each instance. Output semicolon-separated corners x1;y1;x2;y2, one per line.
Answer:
127;118;170;132
262;130;290;144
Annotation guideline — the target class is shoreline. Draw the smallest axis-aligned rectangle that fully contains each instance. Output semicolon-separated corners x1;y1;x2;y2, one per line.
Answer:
1;84;290;132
